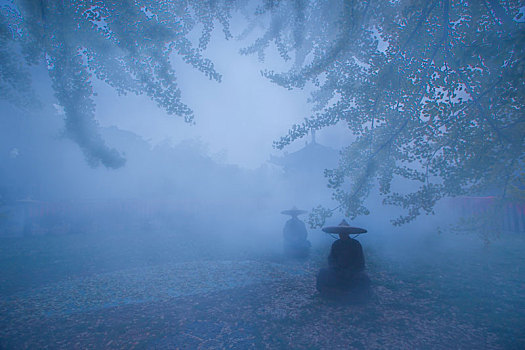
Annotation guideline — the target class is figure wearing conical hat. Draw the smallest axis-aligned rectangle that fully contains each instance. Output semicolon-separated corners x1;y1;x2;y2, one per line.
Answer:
281;207;311;259
316;220;370;298
326;220;366;272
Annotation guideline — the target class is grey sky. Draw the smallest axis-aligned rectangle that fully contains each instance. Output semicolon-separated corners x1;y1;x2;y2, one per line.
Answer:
92;22;346;169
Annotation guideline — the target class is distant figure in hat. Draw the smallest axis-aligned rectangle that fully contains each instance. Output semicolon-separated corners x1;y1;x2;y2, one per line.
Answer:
316;220;370;299
281;207;311;259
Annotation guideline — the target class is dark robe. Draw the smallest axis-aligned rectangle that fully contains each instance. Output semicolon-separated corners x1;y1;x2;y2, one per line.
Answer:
328;238;365;272
316;237;370;298
283;217;311;258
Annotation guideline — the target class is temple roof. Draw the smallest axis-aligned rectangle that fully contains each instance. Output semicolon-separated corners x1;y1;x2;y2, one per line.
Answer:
269;140;339;172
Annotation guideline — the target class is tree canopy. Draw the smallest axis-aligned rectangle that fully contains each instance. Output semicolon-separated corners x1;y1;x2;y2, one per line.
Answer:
1;0;235;167
1;0;524;225
246;0;524;225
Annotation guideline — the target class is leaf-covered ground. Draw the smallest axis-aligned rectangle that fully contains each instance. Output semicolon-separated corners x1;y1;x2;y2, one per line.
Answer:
0;230;524;349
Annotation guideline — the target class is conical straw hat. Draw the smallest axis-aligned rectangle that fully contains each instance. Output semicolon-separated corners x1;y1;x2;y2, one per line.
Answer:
281;206;307;216
322;219;367;234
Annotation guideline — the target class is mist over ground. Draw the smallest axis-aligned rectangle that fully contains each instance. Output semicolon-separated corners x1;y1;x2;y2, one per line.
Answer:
1;1;524;349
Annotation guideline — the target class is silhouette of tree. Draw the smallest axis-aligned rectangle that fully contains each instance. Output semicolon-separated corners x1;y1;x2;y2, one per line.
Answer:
1;0;523;224
244;0;524;225
1;0;236;167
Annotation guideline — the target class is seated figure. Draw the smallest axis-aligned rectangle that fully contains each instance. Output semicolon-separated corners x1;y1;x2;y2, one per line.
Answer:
316;220;370;298
281;207;311;259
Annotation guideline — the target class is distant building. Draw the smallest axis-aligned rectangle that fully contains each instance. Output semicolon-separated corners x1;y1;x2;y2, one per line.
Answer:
270;130;339;176
269;130;339;206
447;196;525;233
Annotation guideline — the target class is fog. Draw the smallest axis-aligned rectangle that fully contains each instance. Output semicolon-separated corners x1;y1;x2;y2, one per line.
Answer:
1;2;524;349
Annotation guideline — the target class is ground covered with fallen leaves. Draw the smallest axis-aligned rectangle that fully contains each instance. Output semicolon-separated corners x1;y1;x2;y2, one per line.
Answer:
0;229;524;349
